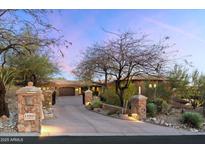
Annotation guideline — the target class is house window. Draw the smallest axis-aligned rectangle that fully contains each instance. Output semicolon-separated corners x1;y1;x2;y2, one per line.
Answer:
92;87;95;91
96;87;99;92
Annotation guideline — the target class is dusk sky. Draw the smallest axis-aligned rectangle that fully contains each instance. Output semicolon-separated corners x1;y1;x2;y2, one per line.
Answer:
48;10;205;80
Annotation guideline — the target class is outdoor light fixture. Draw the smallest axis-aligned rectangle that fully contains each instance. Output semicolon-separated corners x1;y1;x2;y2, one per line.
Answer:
85;101;91;106
138;86;141;95
149;84;152;88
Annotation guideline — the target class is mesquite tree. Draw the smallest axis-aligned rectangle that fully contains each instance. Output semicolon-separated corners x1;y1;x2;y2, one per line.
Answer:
73;43;112;88
0;10;69;117
75;31;171;107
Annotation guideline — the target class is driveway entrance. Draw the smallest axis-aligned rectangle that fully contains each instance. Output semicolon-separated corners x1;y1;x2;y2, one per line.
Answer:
41;96;202;136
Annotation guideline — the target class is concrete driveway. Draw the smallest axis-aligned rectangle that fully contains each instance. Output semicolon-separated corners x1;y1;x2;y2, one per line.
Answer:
42;96;202;136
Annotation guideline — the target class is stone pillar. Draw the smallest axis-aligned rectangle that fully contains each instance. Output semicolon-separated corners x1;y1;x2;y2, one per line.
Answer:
16;82;44;133
84;90;93;105
130;95;147;120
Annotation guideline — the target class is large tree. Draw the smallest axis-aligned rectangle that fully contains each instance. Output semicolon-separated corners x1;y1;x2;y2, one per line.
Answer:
0;10;69;117
75;31;171;107
73;43;112;88
7;54;59;86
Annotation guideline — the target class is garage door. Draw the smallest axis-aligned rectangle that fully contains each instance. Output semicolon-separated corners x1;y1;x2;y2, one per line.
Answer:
59;87;75;96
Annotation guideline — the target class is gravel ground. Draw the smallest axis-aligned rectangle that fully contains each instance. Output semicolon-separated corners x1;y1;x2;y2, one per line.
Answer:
0;86;18;133
145;107;205;132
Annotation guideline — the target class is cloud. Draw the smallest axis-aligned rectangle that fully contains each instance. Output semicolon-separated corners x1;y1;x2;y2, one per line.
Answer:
59;59;74;74
143;17;205;44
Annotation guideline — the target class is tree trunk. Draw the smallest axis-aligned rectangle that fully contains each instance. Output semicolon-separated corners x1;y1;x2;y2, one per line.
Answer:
31;74;37;86
0;80;9;117
115;80;125;107
119;90;125;107
104;72;108;88
102;72;108;93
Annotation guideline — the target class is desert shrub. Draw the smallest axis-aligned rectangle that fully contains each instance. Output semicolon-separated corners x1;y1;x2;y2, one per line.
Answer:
147;103;157;117
181;112;204;129
91;99;102;108
161;101;169;114
101;85;121;106
147;99;155;104
93;91;99;96
107;110;118;116
144;81;172;103
153;98;168;113
124;82;138;102
156;82;172;102
99;94;106;102
86;104;94;110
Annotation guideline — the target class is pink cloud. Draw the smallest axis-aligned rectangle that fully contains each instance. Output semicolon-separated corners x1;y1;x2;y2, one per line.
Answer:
59;59;74;74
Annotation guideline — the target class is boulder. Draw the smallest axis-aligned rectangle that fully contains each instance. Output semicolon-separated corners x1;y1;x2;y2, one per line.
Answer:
93;108;101;112
150;117;157;122
164;122;169;127
119;114;129;120
160;119;165;125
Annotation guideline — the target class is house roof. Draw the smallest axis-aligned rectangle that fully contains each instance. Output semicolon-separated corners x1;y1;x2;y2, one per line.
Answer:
50;80;102;88
131;75;168;81
105;75;168;84
50;80;83;88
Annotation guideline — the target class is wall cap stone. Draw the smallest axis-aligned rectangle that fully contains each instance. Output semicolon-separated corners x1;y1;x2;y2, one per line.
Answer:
85;89;92;93
16;86;42;94
130;95;147;101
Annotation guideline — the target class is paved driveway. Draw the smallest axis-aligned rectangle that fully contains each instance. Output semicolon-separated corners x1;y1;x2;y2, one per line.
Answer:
42;96;202;136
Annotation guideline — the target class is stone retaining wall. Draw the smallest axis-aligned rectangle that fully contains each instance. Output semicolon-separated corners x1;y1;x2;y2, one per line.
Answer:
101;103;130;113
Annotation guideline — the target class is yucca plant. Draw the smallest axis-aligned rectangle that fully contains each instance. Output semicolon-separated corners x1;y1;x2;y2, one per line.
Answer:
0;68;16;117
0;68;15;89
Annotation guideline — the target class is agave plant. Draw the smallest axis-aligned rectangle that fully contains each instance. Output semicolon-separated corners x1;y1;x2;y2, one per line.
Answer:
0;68;15;89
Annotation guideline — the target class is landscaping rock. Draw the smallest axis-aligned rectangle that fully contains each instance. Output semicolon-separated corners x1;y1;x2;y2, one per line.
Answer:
0;122;3;129
164;122;169;127
145;118;150;122
182;125;187;129
0;111;18;132
190;128;199;132
43;108;55;119
101;110;110;115
160;119;165;125
155;119;160;124
150;117;157;122
93;108;101;112
168;123;172;127
119;114;129;120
